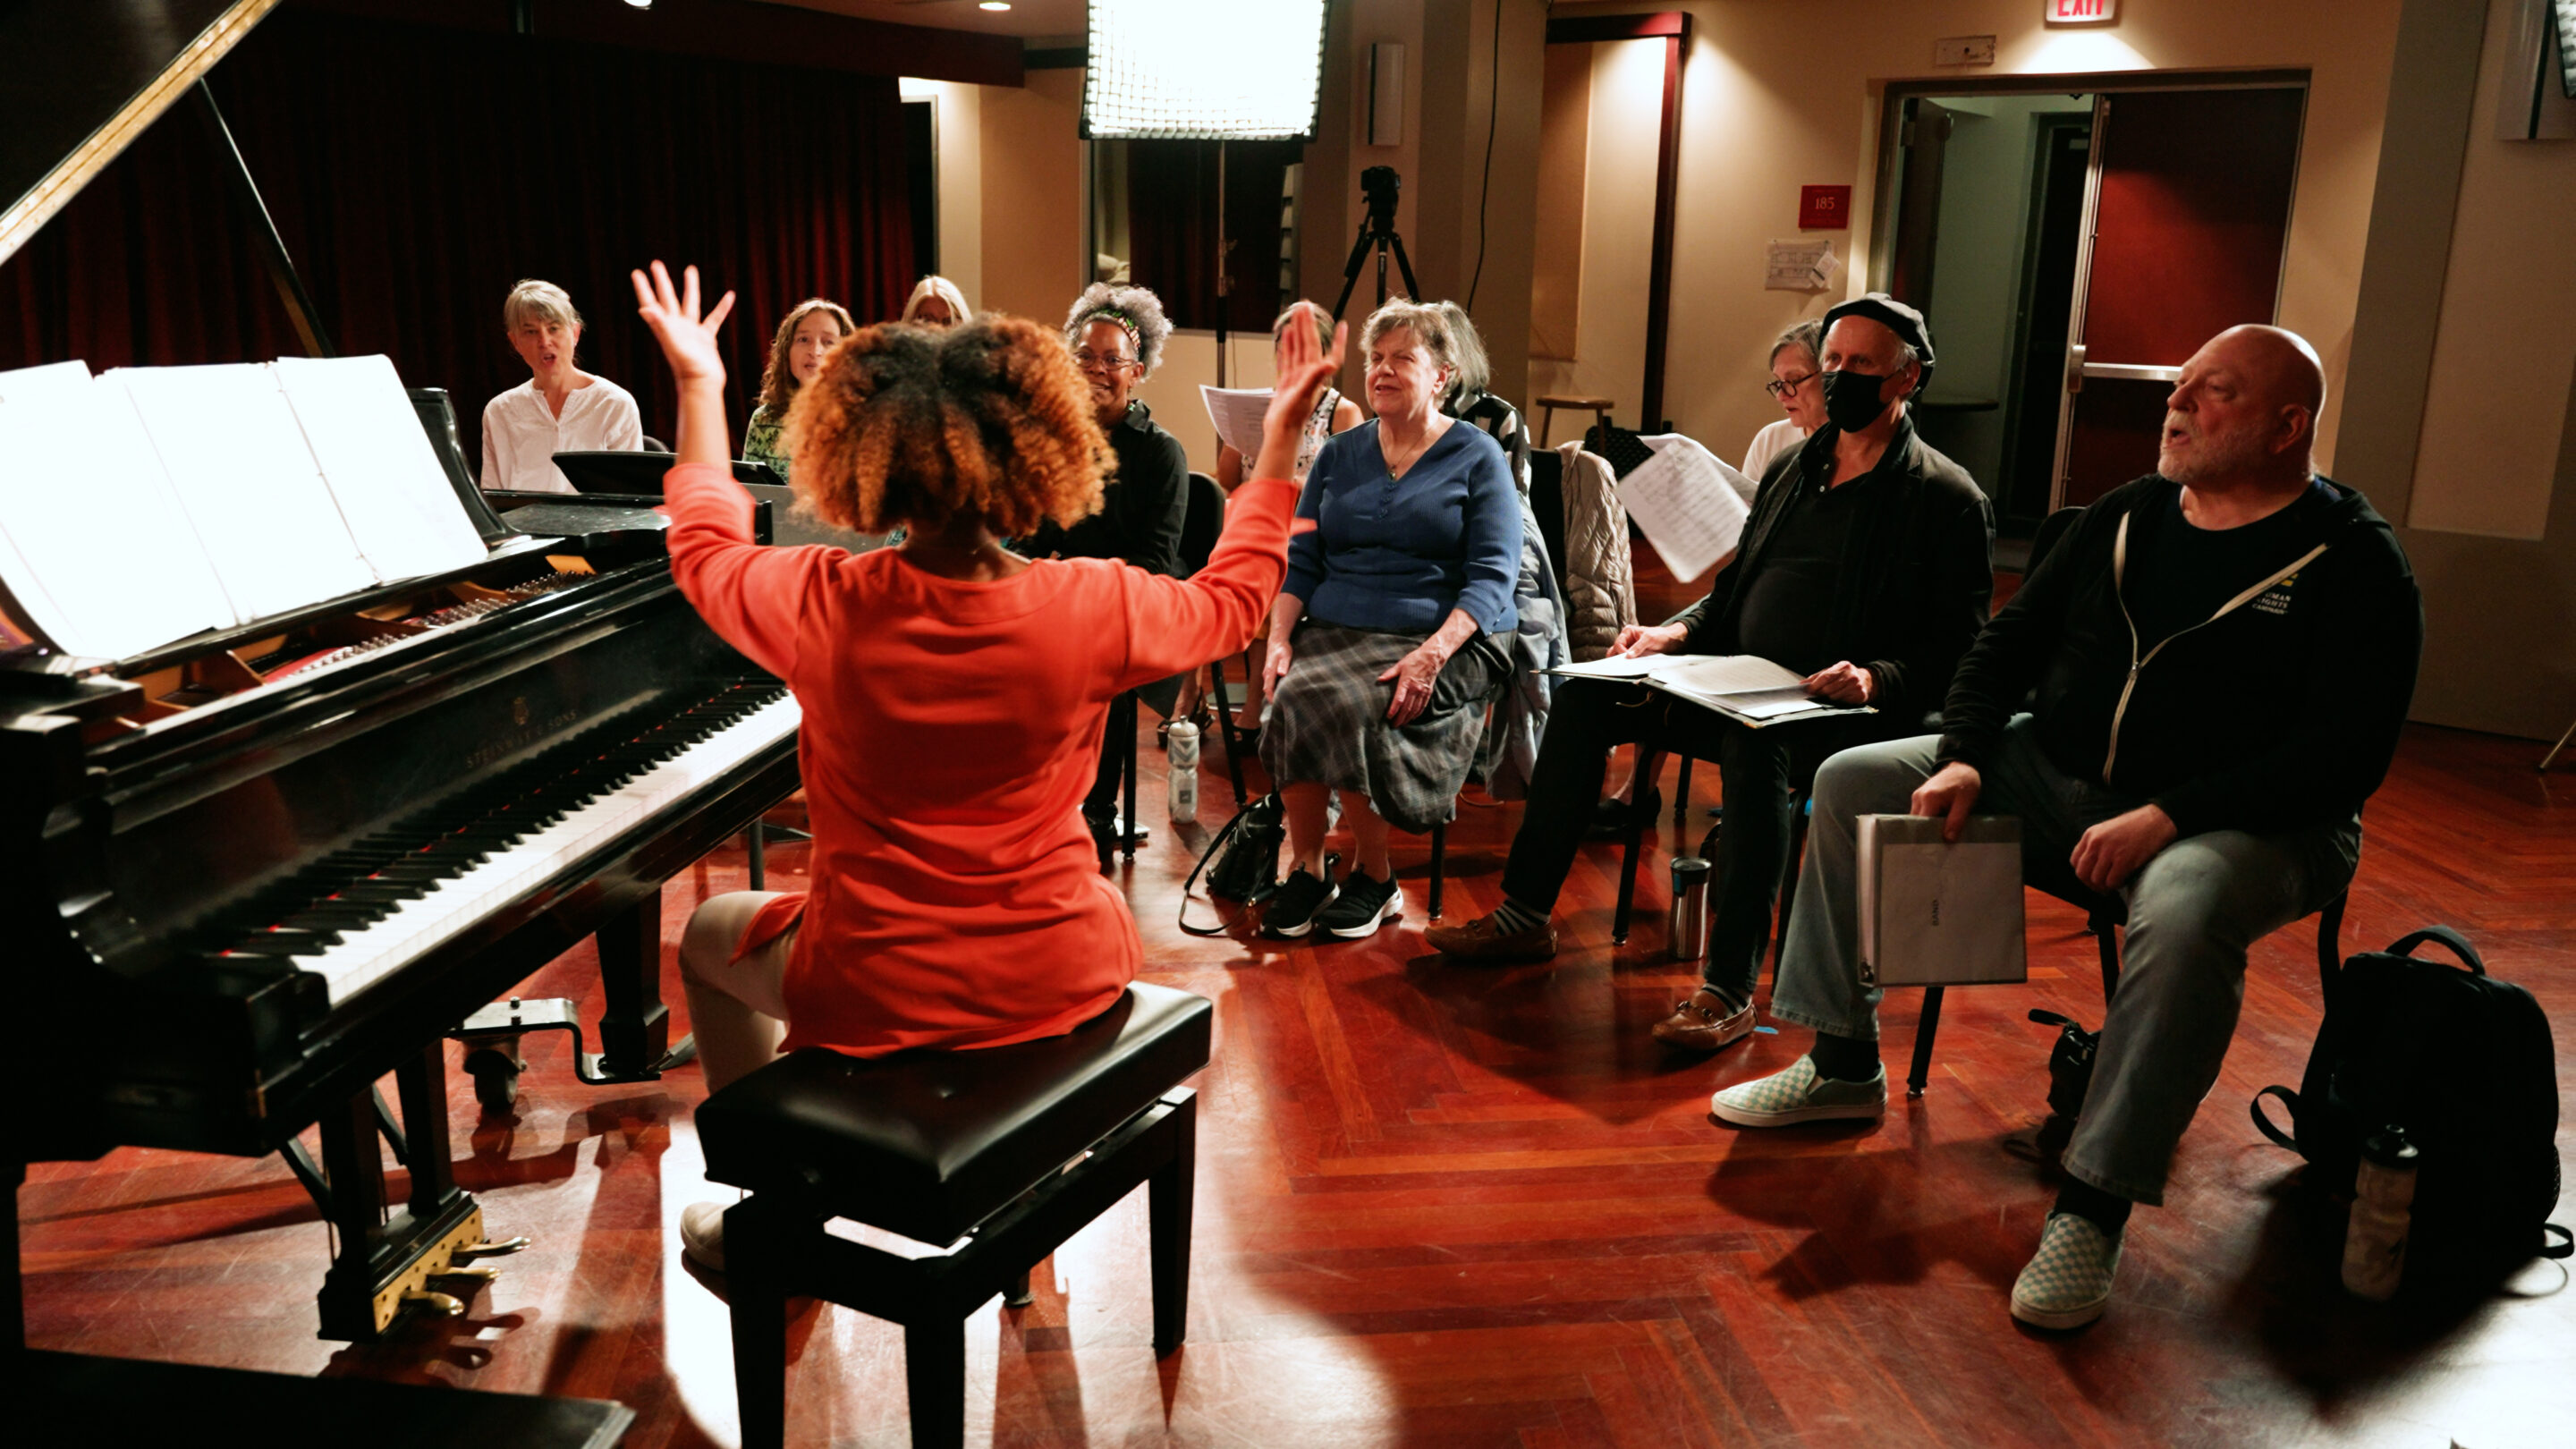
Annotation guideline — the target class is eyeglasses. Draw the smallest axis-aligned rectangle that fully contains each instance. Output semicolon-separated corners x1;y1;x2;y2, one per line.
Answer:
1765;370;1817;400
1073;350;1139;375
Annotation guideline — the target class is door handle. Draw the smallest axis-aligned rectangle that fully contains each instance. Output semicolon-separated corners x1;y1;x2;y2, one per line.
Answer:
2066;343;2086;394
2079;360;2183;384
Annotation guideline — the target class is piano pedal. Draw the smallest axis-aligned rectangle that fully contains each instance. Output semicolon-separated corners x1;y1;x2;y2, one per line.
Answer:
454;1235;532;1259
429;1263;503;1284
453;998;692;1090
401;1289;468;1318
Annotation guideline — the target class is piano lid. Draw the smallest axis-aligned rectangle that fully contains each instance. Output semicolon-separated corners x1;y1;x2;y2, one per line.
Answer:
0;0;283;267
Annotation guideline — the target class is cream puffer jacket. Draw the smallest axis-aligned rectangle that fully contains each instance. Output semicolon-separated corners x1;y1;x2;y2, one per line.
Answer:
1557;442;1635;660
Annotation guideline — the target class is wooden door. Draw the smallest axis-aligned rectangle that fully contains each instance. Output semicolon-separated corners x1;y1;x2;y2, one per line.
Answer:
1885;98;1955;309
2050;88;2306;508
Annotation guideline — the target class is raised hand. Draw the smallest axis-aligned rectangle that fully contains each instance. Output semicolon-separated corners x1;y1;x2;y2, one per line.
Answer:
1250;302;1349;483
630;260;737;389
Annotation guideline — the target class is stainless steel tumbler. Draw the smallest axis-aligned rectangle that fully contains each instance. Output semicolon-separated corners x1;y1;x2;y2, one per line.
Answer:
1669;856;1713;961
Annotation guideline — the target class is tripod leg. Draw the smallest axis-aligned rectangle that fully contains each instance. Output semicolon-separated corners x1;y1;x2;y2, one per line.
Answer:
1387;232;1421;304
1332;225;1374;320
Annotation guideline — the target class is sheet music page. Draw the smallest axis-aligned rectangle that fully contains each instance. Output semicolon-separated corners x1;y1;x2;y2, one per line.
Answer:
1647;654;1809;699
274;355;489;581
1547;653;1665;680
1615;433;1751;582
109;363;377;622
1199;386;1273;459
0;362;238;658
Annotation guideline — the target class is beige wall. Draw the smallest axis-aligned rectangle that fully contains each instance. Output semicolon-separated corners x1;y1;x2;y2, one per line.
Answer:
976;66;1084;327
2403;0;2576;540
1526;38;1665;432
1540;0;2408;477
899;77;983;309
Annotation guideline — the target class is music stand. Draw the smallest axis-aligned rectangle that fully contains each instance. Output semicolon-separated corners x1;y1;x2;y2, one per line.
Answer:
552;450;778;497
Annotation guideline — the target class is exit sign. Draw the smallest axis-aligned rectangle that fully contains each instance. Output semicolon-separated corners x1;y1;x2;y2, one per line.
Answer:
2047;0;2118;21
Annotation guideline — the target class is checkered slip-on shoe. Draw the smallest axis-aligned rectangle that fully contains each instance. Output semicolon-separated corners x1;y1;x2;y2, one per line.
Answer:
2010;1212;2123;1329
1708;1055;1887;1127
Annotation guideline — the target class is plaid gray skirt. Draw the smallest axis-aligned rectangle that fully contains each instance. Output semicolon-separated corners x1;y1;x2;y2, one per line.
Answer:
1258;622;1504;835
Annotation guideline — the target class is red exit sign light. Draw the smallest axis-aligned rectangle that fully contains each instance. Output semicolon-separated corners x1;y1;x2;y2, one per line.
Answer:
1799;185;1852;230
2046;0;2118;21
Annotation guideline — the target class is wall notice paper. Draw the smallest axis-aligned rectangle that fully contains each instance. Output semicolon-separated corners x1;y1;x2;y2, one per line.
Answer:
1614;433;1752;583
1547;651;1873;728
1766;238;1838;292
1199;386;1273;459
110;363;377;623
1856;814;2028;987
274;354;490;582
0;362;239;659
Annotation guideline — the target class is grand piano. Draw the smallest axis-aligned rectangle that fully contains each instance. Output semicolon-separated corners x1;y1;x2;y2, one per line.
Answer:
0;0;800;1385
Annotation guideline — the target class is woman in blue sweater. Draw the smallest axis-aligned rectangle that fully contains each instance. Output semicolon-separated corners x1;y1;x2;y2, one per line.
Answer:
1258;301;1522;940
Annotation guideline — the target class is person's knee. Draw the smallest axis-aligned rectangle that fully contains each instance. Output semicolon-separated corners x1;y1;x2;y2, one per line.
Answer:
680;894;757;984
1810;738;1929;821
2123;840;2270;965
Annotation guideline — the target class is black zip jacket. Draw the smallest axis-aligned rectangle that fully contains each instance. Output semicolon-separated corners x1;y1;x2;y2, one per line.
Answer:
1936;473;2422;837
1670;418;1994;726
1022;400;1190;577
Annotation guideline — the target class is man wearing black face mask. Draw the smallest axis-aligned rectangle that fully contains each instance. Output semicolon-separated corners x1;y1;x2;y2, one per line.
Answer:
1428;295;1994;1050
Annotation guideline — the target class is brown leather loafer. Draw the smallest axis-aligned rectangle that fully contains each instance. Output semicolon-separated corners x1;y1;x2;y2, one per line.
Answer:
1423;911;1559;962
1651;987;1756;1052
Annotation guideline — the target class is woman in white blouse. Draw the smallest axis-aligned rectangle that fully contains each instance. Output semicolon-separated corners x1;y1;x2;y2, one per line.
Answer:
479;278;643;493
1741;318;1826;483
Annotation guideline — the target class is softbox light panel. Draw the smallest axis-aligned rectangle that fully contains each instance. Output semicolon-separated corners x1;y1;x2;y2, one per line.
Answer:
1082;0;1328;141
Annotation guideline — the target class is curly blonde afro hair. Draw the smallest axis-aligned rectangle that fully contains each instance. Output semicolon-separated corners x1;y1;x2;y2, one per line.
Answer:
782;313;1109;538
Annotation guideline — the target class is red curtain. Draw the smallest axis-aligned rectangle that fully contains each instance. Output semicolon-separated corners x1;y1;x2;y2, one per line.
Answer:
0;8;914;464
1124;140;1300;333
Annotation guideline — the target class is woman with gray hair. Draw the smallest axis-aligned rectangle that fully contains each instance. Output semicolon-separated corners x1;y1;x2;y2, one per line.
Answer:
479;277;642;493
1434;301;1530;496
1257;299;1522;940
1026;282;1192;862
1743;317;1826;484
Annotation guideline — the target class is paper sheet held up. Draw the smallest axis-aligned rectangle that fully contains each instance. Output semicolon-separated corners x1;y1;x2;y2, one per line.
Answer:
1615;434;1753;582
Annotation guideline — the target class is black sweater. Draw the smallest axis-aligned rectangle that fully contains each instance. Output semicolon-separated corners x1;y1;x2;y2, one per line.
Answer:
1671;419;1994;727
1023;400;1190;577
1936;474;2422;837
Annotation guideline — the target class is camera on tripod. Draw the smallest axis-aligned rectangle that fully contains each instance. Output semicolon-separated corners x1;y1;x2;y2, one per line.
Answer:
1360;165;1400;230
1335;165;1418;318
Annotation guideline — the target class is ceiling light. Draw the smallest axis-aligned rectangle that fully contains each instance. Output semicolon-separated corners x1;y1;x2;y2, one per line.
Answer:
623;0;651;9
979;3;1012;11
1082;0;1327;140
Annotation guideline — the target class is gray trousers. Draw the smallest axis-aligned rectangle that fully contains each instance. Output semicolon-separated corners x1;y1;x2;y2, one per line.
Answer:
1768;716;2358;1205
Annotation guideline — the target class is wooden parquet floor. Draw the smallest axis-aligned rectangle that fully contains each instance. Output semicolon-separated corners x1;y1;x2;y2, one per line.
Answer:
20;564;2576;1447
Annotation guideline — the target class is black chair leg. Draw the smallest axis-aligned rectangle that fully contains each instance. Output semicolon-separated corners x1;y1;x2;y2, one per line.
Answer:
1674;754;1692;828
1121;691;1140;859
746;818;766;892
1209;665;1248;808
1612;818;1646;945
1148;1090;1197;1357
1004;1269;1034;1309
725;1204;791;1449
903;1319;967;1449
2088;908;2122;1000
1427;822;1447;919
2317;889;2347;979
1907;986;1945;1099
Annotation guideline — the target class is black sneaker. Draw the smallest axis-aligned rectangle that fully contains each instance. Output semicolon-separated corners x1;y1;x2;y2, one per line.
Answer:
1261;865;1336;938
1317;868;1402;938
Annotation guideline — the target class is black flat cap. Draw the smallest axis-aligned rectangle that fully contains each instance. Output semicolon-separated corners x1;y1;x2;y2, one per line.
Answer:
1823;292;1936;391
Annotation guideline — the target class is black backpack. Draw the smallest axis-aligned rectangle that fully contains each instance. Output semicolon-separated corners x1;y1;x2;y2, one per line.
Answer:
1177;793;1285;937
2250;926;2572;1274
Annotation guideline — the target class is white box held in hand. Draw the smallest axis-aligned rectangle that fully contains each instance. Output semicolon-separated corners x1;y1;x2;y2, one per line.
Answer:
1856;814;2027;987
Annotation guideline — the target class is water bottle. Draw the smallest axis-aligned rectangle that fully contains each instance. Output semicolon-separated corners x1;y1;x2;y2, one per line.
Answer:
1166;720;1199;825
2341;1124;2418;1301
1668;856;1712;961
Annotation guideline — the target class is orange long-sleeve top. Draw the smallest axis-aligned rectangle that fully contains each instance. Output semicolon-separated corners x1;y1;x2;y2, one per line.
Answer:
660;462;1296;1056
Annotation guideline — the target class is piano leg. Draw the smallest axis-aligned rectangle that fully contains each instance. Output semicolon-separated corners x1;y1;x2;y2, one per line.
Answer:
313;1044;488;1342
595;886;696;1080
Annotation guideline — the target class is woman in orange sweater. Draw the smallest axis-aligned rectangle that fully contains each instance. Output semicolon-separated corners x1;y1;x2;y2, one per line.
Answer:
627;264;1340;1269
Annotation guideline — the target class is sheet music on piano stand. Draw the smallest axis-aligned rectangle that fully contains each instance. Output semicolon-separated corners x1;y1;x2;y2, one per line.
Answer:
0;362;239;660
274;355;490;581
109;362;378;622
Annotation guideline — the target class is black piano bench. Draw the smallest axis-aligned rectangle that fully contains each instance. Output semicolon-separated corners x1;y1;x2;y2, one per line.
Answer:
696;982;1214;1449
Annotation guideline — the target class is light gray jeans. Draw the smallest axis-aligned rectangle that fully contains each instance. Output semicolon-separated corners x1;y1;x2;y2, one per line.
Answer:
1767;716;2358;1206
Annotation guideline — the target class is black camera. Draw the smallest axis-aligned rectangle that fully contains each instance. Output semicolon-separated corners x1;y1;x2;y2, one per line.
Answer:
1360;165;1400;229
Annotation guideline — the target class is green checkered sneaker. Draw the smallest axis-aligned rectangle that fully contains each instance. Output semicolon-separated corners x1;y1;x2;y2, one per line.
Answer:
1708;1055;1887;1127
2010;1212;2123;1329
